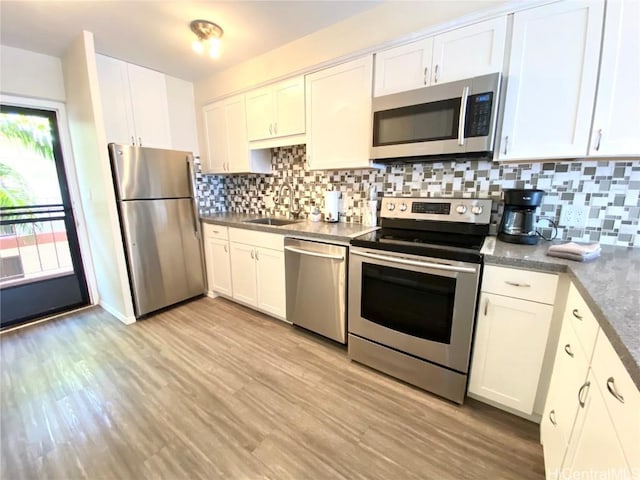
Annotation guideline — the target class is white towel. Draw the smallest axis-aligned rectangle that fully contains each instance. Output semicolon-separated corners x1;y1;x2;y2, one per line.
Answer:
547;242;601;262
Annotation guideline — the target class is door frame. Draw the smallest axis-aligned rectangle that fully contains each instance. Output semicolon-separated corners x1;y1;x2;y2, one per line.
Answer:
1;94;98;307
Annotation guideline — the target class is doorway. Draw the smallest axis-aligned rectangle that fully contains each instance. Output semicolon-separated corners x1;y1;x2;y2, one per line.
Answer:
0;105;89;328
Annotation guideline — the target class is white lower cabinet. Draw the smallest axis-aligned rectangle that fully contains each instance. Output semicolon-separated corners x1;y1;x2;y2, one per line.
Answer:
228;228;286;320
469;265;557;416
541;282;640;480
202;224;232;297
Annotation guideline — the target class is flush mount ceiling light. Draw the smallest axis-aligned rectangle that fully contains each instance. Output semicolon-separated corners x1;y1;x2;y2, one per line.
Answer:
190;19;223;58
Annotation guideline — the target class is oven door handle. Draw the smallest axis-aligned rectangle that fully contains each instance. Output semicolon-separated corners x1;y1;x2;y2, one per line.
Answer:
351;250;477;274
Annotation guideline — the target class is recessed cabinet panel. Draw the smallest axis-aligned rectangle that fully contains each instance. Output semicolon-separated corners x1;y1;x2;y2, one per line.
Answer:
273;77;305;138
589;0;640;156
202;102;227;174
255;247;285;318
246;86;274;141
96;54;135;146
498;0;604;160
230;242;258;307
374;38;434;96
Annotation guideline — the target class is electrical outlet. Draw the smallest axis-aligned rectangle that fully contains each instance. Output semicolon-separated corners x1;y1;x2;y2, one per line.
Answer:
559;205;588;228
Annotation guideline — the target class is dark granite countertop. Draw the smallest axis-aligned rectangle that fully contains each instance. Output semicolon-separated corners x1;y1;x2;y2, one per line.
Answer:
200;213;379;245
482;237;640;390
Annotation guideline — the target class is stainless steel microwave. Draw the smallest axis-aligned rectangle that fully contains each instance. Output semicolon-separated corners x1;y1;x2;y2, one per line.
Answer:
371;72;501;161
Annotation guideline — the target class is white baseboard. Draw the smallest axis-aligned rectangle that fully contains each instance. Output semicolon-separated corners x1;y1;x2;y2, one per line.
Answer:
100;301;136;325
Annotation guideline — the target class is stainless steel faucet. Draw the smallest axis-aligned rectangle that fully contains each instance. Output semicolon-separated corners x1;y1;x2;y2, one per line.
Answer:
277;181;301;219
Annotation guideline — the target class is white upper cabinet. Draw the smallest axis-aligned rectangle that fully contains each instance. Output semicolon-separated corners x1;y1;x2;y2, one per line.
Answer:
306;55;376;170
589;0;640;157
431;16;507;85
246;76;305;144
96;55;172;150
201;95;271;175
373;17;507;97
498;0;604;161
165;75;200;156
374;38;433;96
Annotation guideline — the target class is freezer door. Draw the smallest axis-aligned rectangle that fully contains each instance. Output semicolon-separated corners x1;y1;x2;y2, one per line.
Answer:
120;198;205;316
109;143;193;200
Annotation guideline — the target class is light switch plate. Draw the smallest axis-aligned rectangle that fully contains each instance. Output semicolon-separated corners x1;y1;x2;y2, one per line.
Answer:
559;205;588;228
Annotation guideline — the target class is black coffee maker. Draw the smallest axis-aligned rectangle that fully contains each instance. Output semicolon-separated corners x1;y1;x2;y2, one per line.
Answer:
498;189;545;245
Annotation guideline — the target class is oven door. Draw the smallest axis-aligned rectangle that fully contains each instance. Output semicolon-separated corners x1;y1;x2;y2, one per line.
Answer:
348;247;481;373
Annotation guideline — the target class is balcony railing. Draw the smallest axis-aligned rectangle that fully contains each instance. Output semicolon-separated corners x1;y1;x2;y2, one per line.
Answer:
0;204;73;288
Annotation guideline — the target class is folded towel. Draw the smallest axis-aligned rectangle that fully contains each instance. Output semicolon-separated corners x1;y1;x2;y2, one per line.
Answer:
547;242;601;262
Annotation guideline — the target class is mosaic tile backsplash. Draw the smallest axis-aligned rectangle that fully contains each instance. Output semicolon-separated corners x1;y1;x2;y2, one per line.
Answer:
196;145;640;247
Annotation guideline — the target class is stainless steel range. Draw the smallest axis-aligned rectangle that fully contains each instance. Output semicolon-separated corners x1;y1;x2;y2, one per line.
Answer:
348;196;492;404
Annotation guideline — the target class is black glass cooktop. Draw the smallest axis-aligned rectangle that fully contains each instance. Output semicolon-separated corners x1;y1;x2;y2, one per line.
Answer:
351;228;486;263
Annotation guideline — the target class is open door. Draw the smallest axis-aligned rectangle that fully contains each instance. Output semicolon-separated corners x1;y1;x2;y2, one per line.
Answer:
0;105;89;328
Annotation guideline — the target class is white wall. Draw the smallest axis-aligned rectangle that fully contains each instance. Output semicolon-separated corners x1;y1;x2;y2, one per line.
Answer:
61;31;135;324
0;45;66;101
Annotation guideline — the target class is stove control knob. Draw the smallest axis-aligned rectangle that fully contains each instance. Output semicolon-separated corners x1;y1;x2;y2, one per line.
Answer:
399;203;408;212
387;203;395;211
455;204;467;214
471;205;484;215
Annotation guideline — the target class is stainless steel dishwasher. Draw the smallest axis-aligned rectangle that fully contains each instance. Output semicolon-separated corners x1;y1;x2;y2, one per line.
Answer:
284;238;347;344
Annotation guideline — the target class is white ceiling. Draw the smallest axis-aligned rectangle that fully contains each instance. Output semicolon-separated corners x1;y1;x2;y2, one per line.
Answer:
0;1;381;81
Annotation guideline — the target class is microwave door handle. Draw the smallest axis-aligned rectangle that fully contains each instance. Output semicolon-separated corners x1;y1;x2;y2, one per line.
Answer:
458;86;470;147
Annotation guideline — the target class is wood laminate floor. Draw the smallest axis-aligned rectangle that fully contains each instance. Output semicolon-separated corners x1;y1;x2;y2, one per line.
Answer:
1;297;545;480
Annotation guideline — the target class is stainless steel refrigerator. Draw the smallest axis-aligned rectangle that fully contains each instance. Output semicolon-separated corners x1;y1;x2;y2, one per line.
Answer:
108;143;205;318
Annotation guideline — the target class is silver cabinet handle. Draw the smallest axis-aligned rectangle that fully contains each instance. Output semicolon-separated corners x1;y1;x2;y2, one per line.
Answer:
274;123;278;135
578;381;591;408
594;129;602;151
549;409;557;426
131;136;135;146
285;245;344;261
572;309;583;321
255;249;259;261
564;344;574;358
138;137;142;146
351;250;477;274
434;64;439;83
606;377;624;404
503;136;509;155
224;244;228;253
423;67;428;85
457;86;469;147
269;124;273;135
505;280;531;287
250;249;255;259
484;298;489;316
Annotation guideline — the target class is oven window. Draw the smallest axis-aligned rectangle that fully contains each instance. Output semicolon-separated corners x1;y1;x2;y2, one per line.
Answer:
373;98;461;146
361;263;455;344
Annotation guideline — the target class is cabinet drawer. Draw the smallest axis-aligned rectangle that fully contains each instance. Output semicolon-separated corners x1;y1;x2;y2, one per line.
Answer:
591;332;640;470
482;265;558;304
565;283;599;361
229;227;284;251
203;223;228;240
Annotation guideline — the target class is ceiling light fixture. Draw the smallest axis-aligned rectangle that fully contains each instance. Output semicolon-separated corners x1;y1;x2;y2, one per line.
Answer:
190;19;223;59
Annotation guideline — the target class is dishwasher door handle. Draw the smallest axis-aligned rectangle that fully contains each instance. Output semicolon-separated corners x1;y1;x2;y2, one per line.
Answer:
285;245;344;261
351;250;477;274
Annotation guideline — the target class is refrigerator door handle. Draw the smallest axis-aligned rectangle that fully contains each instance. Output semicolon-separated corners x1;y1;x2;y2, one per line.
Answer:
187;156;200;237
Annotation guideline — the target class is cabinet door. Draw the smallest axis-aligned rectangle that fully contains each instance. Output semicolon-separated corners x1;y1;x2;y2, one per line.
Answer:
306;55;373;170
224;95;251;173
469;292;553;414
498;0;604;160
165;75;199;155
273;76;305;137
202;102;227;174
245;86;274;141
431;17;507;85
373;38;433;96
541;320;590;475
95;55;136;146
229;243;257;307
255;247;286;319
562;370;633;479
589;0;640;156
204;237;232;297
127;63;172;149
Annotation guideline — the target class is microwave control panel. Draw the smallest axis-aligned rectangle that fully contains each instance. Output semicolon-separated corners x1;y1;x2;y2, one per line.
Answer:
465;92;494;138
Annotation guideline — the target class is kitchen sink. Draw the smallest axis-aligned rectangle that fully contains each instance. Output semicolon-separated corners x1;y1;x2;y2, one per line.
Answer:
243;218;300;226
